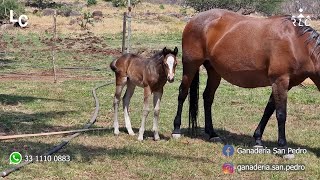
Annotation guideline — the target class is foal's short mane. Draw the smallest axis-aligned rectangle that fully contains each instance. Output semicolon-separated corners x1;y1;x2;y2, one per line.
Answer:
150;50;164;60
284;16;320;56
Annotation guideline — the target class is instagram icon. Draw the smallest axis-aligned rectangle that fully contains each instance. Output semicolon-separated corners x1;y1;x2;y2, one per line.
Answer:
222;163;234;174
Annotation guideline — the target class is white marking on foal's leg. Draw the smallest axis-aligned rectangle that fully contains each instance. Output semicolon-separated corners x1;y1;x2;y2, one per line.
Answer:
123;83;136;136
153;92;162;141
138;89;151;141
113;85;125;135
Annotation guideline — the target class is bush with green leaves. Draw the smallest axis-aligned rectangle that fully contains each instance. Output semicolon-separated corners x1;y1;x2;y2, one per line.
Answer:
87;0;97;6
0;0;25;21
78;12;94;30
110;0;141;7
185;0;283;16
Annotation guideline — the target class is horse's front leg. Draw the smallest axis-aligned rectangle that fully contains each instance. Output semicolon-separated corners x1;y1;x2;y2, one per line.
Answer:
153;91;163;141
271;76;293;159
138;87;151;141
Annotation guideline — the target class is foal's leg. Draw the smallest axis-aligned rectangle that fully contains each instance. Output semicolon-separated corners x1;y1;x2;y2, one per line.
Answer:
203;61;221;141
253;93;275;146
123;82;136;136
172;63;201;138
138;87;151;141
153;91;163;141
271;76;293;158
113;77;127;135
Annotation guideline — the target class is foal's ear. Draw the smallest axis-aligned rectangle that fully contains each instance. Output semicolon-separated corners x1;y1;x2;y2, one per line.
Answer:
162;47;168;54
174;47;178;56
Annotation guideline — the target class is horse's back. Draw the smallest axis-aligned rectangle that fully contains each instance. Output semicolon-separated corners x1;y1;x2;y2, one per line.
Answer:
183;9;311;88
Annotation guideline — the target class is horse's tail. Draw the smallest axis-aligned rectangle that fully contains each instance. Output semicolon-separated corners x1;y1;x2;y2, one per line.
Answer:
110;59;118;72
189;70;199;137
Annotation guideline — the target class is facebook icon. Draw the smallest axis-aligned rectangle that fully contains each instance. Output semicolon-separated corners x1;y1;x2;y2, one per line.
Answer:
222;145;234;157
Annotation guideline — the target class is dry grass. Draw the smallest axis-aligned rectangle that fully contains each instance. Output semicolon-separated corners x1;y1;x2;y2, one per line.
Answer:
4;2;191;36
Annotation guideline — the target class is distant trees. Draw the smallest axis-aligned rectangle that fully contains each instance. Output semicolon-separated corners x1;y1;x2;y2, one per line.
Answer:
0;0;25;22
184;0;284;15
184;0;320;17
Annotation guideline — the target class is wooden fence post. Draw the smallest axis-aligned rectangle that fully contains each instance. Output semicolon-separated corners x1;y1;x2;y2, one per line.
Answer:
52;10;57;83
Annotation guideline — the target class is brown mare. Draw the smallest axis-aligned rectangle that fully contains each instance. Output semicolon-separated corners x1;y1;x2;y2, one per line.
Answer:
110;47;178;141
172;9;320;158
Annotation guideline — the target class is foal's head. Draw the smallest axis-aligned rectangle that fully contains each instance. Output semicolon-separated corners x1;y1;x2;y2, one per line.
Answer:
161;47;178;83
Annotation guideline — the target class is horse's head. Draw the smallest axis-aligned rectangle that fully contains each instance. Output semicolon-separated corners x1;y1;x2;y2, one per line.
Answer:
162;47;178;83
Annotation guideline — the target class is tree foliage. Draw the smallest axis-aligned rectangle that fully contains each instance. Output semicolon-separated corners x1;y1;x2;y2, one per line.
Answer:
185;0;284;15
0;0;25;21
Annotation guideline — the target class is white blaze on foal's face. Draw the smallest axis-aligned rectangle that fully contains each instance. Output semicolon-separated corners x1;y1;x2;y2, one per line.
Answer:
166;55;175;82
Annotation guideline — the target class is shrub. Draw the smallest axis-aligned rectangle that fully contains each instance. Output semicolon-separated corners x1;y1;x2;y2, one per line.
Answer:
185;0;283;15
78;12;94;30
0;0;25;21
87;0;97;6
111;0;141;7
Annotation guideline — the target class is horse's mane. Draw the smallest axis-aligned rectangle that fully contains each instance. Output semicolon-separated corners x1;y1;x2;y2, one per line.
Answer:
284;16;320;56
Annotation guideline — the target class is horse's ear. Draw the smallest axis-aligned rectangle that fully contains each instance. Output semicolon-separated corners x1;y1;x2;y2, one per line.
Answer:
162;47;167;54
174;47;178;55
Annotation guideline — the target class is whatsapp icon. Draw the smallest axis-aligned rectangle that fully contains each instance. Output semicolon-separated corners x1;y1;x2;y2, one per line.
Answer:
9;152;22;164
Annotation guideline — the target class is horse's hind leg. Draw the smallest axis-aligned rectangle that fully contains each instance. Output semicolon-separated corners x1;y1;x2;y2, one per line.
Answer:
253;93;275;146
172;62;201;138
113;76;127;135
123;81;136;136
153;90;163;141
138;87;152;141
203;61;221;141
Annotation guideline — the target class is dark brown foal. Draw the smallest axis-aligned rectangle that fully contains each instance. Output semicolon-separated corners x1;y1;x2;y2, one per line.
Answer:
172;9;320;159
110;47;178;141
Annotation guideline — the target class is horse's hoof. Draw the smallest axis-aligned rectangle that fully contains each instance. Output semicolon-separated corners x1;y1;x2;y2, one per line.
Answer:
154;137;160;141
172;133;181;139
283;153;295;159
209;136;222;142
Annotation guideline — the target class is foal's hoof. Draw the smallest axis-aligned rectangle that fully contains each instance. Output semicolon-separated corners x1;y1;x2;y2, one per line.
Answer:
209;136;222;142
128;130;135;136
283;153;295;159
114;129;120;136
172;133;181;139
154;134;160;141
138;136;144;141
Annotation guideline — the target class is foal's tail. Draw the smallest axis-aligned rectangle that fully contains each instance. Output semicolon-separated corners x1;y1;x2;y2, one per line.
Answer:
110;59;118;72
189;70;199;137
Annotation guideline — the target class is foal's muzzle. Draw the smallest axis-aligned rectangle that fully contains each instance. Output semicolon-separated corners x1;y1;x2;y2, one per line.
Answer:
167;77;174;83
